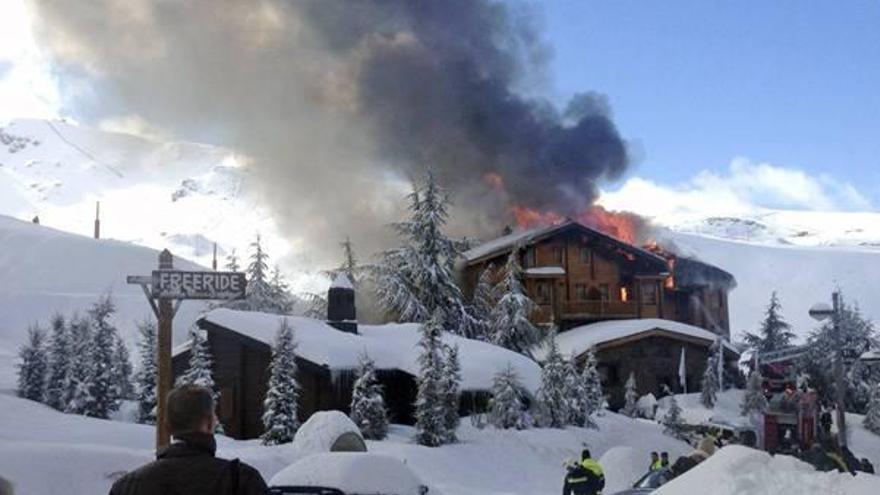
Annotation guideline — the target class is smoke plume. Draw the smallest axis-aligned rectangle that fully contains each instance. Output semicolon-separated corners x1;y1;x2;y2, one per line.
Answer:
28;0;631;264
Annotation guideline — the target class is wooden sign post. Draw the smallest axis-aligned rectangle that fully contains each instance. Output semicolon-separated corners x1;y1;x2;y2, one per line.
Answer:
128;249;246;451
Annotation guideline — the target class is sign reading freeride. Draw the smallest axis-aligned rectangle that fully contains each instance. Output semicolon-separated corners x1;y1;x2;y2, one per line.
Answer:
151;270;246;300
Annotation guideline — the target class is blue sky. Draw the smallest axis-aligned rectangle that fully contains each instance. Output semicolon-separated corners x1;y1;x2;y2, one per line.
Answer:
540;0;880;205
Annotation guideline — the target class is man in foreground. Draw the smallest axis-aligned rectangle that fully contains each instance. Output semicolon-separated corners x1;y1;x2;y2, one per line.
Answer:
109;385;267;495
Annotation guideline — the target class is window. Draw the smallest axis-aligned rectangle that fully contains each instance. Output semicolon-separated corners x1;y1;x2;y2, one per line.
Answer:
575;284;588;301
552;246;565;264
642;283;658;305
524;247;536;268
620;286;630;302
599;284;610;302
535;281;552;304
580;246;591;264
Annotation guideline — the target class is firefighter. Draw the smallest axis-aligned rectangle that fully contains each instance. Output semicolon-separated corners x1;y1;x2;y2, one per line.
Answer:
649;452;662;471
563;450;605;495
660;452;670;468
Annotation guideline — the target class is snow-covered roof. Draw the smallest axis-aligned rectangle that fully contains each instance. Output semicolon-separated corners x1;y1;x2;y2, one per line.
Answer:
193;308;541;392
538;318;739;361
524;266;565;276
861;349;880;362
269;452;432;495
331;273;354;290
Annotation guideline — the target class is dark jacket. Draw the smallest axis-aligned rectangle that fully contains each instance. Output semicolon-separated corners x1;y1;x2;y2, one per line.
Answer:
563;459;604;495
109;432;267;495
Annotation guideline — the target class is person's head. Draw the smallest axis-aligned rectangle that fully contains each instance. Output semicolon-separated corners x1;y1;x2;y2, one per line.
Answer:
581;449;591;461
661;452;669;460
651;451;659;460
166;384;216;436
0;476;14;495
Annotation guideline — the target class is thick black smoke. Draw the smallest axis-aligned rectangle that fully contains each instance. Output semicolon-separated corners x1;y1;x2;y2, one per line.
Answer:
28;0;630;264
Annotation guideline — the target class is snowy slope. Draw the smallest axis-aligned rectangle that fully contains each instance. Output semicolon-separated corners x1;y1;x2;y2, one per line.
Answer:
0;214;209;391
0;390;693;495
664;231;880;342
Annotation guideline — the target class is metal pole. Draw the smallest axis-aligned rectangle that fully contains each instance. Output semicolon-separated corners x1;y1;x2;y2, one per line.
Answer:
155;250;174;451
832;291;847;448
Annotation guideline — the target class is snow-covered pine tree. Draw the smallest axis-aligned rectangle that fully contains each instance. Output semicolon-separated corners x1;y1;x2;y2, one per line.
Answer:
662;394;684;436
113;334;133;400
622;372;639;417
261;318;300;445
565;353;591;427
414;309;449;446
337;237;362;286
374;172;476;337
582;347;604;418
441;344;462;442
700;340;720;409
269;264;294;314
16;324;48;402
44;314;71;410
469;264;496;341
83;295;123;418
864;381;880;435
489;249;541;355
134;319;158;424
178;329;215;391
741;370;768;416
744;292;795;354
349;353;389;440
244;234;275;311
535;331;571;427
224;248;241;272
488;364;530;430
65;314;94;414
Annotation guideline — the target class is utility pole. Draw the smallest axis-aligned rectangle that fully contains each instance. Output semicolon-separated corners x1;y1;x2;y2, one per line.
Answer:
155;249;174;449
832;292;847;447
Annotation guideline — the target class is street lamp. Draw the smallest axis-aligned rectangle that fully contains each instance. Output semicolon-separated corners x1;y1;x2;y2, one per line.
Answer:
809;292;847;447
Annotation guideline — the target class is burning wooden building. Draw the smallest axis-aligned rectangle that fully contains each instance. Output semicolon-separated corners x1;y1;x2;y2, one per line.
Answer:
460;219;736;336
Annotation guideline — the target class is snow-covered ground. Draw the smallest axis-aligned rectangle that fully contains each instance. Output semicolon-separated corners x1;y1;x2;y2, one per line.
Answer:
0;391;692;495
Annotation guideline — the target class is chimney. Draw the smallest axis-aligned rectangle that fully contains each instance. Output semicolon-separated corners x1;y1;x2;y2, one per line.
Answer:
212;242;218;271
94;201;101;239
326;273;357;334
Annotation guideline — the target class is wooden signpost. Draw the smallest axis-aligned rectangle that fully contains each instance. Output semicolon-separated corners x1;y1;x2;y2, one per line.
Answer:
127;249;246;451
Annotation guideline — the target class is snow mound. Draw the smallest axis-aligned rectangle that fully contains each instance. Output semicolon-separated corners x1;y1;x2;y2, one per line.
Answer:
292;410;366;456
599;446;651;493
269;452;432;495
655;445;880;495
636;393;658;419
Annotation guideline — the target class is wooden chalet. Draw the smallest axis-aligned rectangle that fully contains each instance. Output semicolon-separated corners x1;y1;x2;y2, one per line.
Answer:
461;220;736;336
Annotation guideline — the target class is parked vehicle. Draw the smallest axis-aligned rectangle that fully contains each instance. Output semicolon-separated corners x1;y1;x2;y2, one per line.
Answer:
609;468;674;495
268;452;433;495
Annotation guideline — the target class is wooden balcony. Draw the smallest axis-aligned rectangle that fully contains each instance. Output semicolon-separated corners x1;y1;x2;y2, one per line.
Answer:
559;300;639;319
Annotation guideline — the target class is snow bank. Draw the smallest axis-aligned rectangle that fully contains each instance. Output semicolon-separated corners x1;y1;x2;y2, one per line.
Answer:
199;308;542;392
655;445;880;495
655;390;750;428
270;452;431;495
599;446;653;493
291;410;366;456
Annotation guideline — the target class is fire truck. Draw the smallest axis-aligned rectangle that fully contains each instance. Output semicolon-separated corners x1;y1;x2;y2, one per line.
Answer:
756;347;819;453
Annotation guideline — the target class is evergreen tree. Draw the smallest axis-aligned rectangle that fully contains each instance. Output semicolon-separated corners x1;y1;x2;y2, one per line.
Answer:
65;314;94;414
441;344;462;442
741;370;768;416
622;372;639;417
565;354;593;428
349;353;389;440
269;265;294;314
83;295;122;418
16;324;48;402
113;334;133;400
864;381;880;435
488;364;530;430
414;309;449;447
134;319;158;424
744;292;795;354
336;237;364;286
177;329;216;391
245;234;275;310
224;248;241;272
489;249;541;355
701;340;721;409
662;394;684;436
535;332;571;427
375;172;476;337
469;264;496;341
262;319;300;445
582;347;604;417
44;314;71;410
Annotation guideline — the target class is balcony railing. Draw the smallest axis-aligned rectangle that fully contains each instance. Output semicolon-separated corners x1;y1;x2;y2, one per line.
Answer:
560;300;639;318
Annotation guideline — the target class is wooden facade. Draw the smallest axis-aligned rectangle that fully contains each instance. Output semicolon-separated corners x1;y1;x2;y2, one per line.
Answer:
462;221;735;336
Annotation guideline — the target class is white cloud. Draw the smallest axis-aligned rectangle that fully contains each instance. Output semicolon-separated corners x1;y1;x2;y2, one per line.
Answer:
598;158;874;223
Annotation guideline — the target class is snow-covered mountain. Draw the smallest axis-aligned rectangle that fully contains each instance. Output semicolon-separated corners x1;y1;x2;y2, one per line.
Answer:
2;118;879;351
